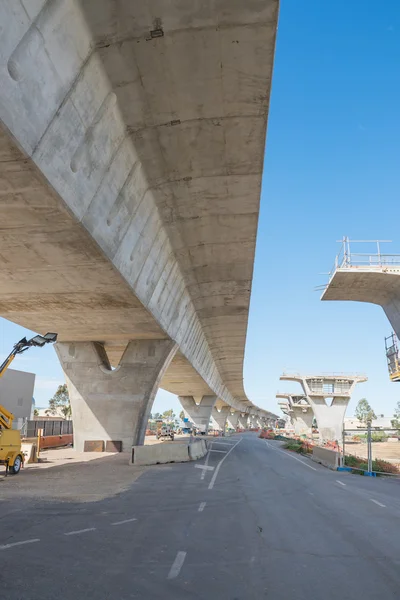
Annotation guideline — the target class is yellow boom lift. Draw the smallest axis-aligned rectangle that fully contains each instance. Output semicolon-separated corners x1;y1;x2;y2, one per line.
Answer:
0;332;57;474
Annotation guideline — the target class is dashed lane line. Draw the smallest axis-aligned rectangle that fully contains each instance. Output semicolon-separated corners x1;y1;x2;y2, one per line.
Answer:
111;518;137;526
167;551;187;580
336;480;346;486
64;528;96;536
198;502;206;512
370;499;386;508
209;449;227;453
0;539;40;551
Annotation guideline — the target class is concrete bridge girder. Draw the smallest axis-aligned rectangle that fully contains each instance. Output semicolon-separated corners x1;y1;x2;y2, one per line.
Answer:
0;0;279;435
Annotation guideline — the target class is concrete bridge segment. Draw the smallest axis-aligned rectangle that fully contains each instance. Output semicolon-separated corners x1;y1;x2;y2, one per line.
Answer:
0;0;279;449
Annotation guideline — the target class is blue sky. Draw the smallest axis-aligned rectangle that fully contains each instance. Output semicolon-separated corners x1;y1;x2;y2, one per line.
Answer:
1;0;400;419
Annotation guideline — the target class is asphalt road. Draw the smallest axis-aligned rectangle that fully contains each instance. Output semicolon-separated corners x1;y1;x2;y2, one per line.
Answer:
1;433;400;599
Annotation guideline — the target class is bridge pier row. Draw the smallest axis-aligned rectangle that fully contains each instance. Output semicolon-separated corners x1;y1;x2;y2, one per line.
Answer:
179;395;217;433
211;406;231;434
227;412;240;430
56;340;177;452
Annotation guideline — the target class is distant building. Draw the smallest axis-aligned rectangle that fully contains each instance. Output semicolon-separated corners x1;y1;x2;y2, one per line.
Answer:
0;368;36;429
344;416;393;430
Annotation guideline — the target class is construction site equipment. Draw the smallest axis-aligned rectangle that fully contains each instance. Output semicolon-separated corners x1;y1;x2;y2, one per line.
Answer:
156;420;175;441
0;332;57;475
385;333;400;382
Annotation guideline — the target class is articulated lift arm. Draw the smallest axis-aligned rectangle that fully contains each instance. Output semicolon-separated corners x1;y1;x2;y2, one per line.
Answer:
0;332;58;429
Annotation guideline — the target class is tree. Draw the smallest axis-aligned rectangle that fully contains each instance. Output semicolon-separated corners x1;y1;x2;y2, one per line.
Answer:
391;401;400;430
355;398;377;425
153;412;161;420
46;384;71;419
179;410;185;421
162;409;175;421
33;408;39;417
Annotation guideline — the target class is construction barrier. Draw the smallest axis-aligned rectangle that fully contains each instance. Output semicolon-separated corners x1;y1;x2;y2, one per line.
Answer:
39;434;73;449
131;439;208;466
312;446;343;470
189;439;208;460
21;442;38;464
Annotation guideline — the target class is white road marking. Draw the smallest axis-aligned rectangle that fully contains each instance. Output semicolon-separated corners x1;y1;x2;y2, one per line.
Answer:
212;441;236;446
195;464;215;471
308;492;314;496
64;528;96;536
167;551;187;579
198;502;206;512
198;444;212;480
209;449;227;453
265;441;317;471
208;438;242;490
0;538;40;551
336;480;346;486
370;499;386;508
111;518;137;526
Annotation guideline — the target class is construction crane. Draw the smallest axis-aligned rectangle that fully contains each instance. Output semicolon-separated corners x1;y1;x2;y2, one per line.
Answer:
384;333;400;382
0;332;57;474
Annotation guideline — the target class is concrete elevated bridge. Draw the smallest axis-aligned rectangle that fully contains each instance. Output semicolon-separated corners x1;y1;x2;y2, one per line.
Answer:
0;0;279;450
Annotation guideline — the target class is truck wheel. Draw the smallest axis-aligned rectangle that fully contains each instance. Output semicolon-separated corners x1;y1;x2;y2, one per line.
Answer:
8;455;22;475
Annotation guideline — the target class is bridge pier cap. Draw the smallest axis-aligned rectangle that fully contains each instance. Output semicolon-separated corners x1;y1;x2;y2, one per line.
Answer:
280;374;367;444
322;239;400;338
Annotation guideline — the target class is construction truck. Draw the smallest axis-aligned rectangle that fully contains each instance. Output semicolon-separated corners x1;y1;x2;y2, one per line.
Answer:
156;420;175;441
0;332;57;475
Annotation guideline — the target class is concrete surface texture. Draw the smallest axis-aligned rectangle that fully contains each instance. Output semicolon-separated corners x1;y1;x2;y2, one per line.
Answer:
281;374;367;443
237;414;249;429
323;267;400;341
56;339;177;451
0;0;279;430
179;395;217;432
226;411;240;430
0;367;35;428
1;433;400;599
277;393;313;436
210;405;230;431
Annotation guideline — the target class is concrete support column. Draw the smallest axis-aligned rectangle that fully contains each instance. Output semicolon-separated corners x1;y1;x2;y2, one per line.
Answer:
248;414;257;429
227;412;240;430
237;414;249;429
211;406;231;433
309;397;348;444
179;395;217;433
292;407;314;437
56;340;177;452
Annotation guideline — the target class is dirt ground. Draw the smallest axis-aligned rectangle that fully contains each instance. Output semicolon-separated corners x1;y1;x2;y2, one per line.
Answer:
345;441;400;464
0;452;148;503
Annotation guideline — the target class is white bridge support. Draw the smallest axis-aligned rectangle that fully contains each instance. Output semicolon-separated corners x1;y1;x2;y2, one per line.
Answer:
277;393;313;436
280;375;367;444
227;412;240;430
56;340;177;452
211;406;231;433
179;395;217;433
237;414;249;430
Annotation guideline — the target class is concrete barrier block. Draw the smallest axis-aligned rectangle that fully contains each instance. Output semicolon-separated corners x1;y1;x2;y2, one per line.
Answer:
312;446;343;470
189;439;207;460
131;443;190;466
